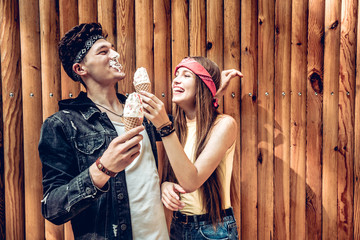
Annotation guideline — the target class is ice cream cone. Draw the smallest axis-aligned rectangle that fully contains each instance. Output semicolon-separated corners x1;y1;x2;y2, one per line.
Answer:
133;67;151;93
123;92;144;131
134;82;151;93
123;117;143;132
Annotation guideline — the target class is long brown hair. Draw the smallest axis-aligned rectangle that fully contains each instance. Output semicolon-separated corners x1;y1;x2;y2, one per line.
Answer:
164;56;223;224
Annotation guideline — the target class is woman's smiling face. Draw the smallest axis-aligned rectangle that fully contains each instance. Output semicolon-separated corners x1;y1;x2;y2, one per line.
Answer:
172;67;197;108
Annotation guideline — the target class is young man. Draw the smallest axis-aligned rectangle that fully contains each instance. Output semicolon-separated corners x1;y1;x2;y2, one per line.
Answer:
39;23;169;240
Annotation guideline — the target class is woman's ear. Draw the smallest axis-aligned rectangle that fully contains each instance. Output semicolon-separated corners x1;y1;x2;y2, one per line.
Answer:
73;63;86;76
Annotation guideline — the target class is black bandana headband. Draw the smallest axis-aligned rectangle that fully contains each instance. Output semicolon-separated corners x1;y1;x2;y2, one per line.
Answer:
72;34;104;80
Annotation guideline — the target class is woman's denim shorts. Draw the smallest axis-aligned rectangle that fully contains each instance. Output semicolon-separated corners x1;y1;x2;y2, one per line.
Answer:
170;207;239;240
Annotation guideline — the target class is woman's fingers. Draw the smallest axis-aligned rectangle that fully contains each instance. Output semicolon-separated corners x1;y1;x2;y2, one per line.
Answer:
161;183;185;211
162;194;184;211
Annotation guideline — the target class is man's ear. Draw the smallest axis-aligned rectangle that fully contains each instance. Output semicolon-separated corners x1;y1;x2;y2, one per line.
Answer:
73;63;86;76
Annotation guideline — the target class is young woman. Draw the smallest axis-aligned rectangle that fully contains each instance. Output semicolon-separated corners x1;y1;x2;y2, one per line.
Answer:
140;56;242;239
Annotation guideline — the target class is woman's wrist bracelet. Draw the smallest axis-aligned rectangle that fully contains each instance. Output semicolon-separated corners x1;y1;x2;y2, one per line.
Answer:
156;121;172;131
95;158;117;177
158;122;175;138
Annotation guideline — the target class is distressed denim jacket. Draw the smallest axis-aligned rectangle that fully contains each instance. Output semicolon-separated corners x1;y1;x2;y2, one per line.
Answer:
39;91;159;240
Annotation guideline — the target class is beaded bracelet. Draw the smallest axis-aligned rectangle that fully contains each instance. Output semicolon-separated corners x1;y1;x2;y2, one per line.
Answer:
95;158;117;177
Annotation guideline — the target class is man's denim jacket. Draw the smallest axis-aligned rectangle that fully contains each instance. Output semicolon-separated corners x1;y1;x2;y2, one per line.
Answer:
38;91;159;240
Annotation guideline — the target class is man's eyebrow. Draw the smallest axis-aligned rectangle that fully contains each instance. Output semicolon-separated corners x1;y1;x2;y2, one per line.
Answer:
94;43;111;53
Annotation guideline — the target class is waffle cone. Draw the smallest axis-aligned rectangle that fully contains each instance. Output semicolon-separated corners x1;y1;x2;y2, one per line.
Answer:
134;83;151;93
123;117;143;131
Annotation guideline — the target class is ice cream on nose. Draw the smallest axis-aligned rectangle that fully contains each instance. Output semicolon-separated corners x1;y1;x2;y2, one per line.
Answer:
123;93;144;131
133;67;151;92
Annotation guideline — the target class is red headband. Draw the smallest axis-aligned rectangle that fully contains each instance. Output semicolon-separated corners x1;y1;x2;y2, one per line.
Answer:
174;58;219;108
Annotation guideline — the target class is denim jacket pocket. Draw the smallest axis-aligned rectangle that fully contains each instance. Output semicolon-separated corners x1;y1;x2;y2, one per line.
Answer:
74;133;106;171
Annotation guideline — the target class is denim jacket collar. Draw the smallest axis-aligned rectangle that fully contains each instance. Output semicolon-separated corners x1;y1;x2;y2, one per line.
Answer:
58;91;127;121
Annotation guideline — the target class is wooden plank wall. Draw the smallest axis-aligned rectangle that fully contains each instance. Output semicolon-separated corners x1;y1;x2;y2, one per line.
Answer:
0;0;359;239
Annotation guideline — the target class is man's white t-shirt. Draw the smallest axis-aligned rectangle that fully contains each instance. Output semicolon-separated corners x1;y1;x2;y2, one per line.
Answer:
112;121;169;240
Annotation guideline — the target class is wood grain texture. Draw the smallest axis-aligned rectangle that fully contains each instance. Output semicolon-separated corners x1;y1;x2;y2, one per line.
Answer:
323;0;341;239
1;0;24;239
290;0;308;238
116;0;135;95
39;0;63;238
154;0;171;112
40;0;61;119
1;1;360;239
59;0;80;99
171;0;189;72
240;0;258;239
135;0;153;91
206;0;223;112
337;0;356;238
98;0;116;46
19;0;44;238
189;0;206;56
64;221;74;240
257;0;275;239
78;0;97;92
306;0;324;239
223;0;241;234
274;0;291;239
78;0;97;23
354;2;360;237
0;1;5;238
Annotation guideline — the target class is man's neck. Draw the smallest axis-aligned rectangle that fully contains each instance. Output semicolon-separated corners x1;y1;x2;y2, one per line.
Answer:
87;85;120;107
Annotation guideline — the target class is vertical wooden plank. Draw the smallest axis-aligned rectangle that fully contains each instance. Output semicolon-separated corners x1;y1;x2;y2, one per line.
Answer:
154;0;172;228
40;0;61;121
135;0;153;91
19;0;44;239
337;0;356;238
39;0;64;239
223;0;241;234
240;0;258;239
98;0;116;46
290;0;307;239
0;1;5;238
78;0;97;93
0;0;24;239
154;0;171;111
257;0;274;239
189;0;206;56
306;0;324;239
274;0;291;239
78;0;97;23
354;0;360;237
64;221;74;240
171;0;189;72
116;0;135;95
323;0;341;239
206;0;223;111
59;0;80;100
